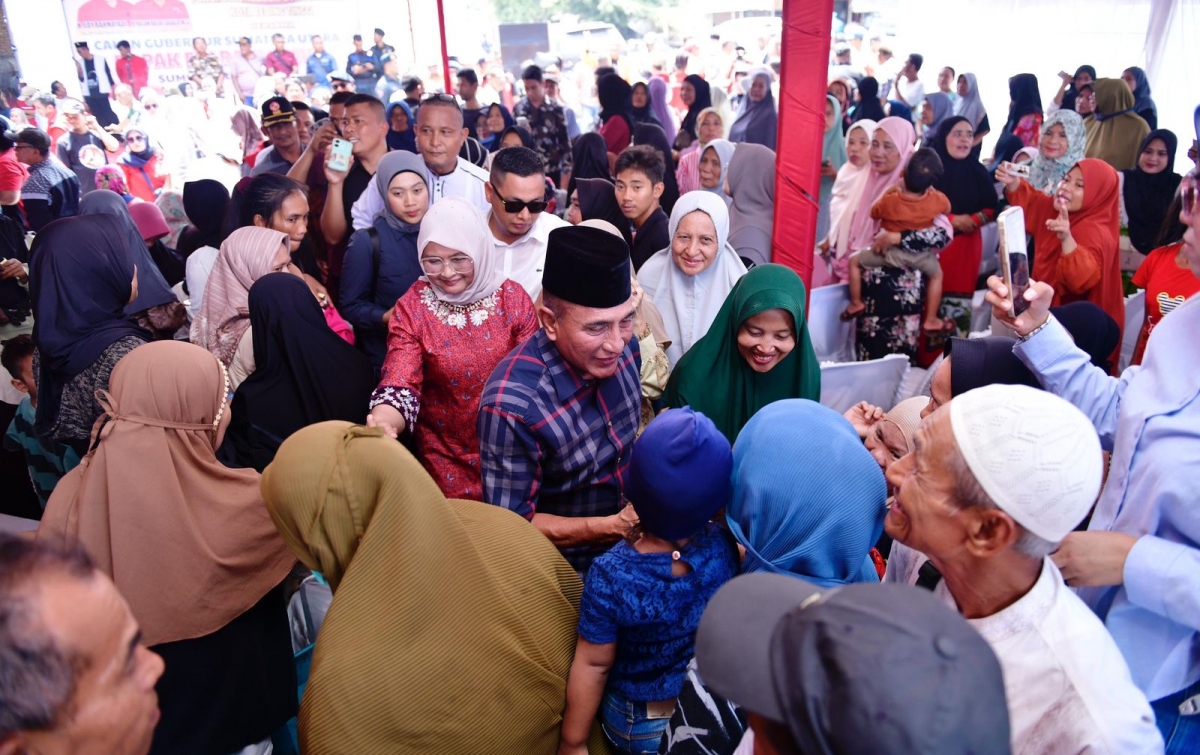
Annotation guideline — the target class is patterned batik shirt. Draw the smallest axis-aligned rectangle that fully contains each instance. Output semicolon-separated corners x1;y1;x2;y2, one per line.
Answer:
513;97;573;179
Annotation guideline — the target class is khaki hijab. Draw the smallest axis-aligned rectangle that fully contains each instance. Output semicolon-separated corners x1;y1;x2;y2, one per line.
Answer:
1084;78;1151;172
38;341;296;647
261;422;612;754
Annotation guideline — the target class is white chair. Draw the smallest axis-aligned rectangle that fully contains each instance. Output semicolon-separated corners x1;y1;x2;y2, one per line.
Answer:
819;354;911;415
809;284;855;363
1120;290;1145;373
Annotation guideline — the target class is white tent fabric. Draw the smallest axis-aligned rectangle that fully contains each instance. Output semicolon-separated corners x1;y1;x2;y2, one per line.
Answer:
819;353;911;414
809;283;856;363
1120;289;1146;373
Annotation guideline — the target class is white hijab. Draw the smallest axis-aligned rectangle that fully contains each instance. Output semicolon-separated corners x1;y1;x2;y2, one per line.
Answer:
637;191;747;367
417;197;504;305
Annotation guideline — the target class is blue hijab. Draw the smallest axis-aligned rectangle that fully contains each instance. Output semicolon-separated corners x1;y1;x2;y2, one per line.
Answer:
481;103;515;151
386;101;417;153
727;399;886;586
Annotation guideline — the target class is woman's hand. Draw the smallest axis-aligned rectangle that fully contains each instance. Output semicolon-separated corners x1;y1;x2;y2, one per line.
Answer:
1052;532;1138;587
820;161;838;178
366;404;405;439
1046;201;1073;243
950;214;978;234
301;273;330;308
984;274;1054;336
844;401;884;439
0;259;27;282
871;230;901;254
994;162;1021;194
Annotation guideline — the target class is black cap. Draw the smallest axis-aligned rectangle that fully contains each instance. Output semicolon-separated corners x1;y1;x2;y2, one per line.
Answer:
11;128;51;153
697;574;1011;755
374;27;385;36
74;41;88;49
542;226;632;309
402;76;422;93
261;96;296;127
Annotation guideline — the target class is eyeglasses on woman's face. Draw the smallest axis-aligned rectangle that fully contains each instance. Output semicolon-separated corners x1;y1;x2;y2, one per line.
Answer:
420;255;474;275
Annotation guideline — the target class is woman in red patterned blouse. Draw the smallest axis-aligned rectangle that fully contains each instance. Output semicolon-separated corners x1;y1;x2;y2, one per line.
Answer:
366;197;539;500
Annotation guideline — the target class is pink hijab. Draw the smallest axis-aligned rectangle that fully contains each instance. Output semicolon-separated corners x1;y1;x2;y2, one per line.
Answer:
190;227;289;364
846;117;917;252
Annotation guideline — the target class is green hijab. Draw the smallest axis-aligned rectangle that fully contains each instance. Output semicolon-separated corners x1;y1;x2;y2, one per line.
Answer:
820;94;849;204
665;264;821;443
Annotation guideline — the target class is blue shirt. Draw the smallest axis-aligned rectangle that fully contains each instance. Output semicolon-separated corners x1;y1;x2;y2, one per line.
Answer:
306;52;336;87
578;524;738;701
3;398;80;507
478;329;641;572
1016;301;1200;702
346;51;378;90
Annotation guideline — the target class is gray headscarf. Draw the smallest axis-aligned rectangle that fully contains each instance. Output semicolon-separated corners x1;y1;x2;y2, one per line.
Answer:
728;69;778;149
373;151;428;232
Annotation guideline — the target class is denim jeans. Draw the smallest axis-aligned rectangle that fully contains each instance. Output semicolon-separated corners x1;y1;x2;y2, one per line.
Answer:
600;688;675;755
1152;678;1200;754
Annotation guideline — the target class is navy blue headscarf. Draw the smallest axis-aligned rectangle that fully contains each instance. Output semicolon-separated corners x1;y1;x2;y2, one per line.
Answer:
386;101;417;153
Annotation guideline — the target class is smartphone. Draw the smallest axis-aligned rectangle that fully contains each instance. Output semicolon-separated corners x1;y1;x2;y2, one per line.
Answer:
1005;161;1031;179
997;206;1031;317
327;137;353;173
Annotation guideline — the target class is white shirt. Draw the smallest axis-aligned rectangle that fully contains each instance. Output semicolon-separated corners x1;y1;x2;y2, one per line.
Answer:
489;210;567;301
895;77;926;109
351;157;489;230
184;245;219;320
885;545;1163;755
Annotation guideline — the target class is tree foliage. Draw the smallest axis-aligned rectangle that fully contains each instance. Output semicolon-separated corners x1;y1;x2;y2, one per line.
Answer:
492;0;661;36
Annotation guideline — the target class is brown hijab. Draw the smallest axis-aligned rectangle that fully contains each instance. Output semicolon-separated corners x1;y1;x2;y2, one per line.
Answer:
1084;78;1152;171
38;341;296;647
261;422;612;754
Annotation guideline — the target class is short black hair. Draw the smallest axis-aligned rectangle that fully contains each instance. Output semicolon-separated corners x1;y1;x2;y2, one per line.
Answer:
908;53;924;72
272;33;284;41
521;65;543;83
353;34;362;42
192;36;206;45
904;147;943;193
941;65;955;78
614;145;665;186
343;93;386;121
674;53;689;70
290;100;311;112
490;146;545;183
457;68;478;86
0;535;96;742
594;66;616;80
14;129;51;157
116;40;130;50
329;90;354;107
0;335;33;379
402;76;423;93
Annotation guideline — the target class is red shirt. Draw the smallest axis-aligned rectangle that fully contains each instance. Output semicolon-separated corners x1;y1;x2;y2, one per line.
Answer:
115;54;150;94
264;50;299;75
1130;242;1200;364
0;150;29;194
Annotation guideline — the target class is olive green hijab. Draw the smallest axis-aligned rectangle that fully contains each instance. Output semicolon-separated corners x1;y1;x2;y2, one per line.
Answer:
261;422;612;754
665;264;821;443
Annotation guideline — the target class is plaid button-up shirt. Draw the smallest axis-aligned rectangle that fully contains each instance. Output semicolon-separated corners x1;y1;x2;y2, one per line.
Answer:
478;329;640;572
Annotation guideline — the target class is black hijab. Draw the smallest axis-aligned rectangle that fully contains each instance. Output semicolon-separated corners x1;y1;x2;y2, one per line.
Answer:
944;336;1039;398
177;179;230;259
632;122;681;215
1123;67;1156;127
568;133;611;199
932;117;999;216
218;273;374;472
1122;129;1181;254
576;177;633;249
598;74;634;135
631;82;660;129
1004;74;1043;134
1061;65;1096;113
499;125;536;150
853;77;887;123
679;74;713;139
29;215;151;437
1050;301;1121;374
988;132;1025;178
77;191;178;314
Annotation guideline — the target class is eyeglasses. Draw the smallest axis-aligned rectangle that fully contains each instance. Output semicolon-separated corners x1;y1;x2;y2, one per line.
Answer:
1182;173;1198;219
423;92;456;103
144;104;158;110
127;134;145;142
420;255;474;274
489;182;547;214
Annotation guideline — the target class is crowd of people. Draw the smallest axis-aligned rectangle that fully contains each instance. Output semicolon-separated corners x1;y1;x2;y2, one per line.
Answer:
0;18;1197;755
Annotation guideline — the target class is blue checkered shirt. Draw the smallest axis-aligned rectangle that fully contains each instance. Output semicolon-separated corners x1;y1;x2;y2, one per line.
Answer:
478;329;641;571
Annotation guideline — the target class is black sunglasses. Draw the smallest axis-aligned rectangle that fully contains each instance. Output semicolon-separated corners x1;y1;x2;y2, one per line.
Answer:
490;182;547;214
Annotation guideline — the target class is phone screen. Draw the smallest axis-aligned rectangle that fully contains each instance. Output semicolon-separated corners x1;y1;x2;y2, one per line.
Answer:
328;138;353;172
998;207;1031;316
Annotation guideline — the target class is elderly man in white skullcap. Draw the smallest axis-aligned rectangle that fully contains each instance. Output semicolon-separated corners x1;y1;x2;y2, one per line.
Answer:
883;384;1163;755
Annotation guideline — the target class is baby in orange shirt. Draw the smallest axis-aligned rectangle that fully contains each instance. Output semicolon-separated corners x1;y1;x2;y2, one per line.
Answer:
846;147;951;332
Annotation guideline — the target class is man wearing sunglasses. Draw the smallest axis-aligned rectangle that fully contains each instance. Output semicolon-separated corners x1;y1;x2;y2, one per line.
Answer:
484;146;565;300
984;115;1200;753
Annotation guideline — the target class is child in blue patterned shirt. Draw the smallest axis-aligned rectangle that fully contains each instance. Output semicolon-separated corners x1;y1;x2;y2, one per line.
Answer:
558;407;739;755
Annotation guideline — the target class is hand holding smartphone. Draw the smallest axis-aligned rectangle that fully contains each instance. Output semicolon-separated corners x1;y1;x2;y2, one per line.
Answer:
327;138;353;173
997;206;1031;317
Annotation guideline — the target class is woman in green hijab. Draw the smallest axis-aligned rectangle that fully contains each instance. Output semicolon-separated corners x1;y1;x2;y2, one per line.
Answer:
818;94;850;240
664;264;821;443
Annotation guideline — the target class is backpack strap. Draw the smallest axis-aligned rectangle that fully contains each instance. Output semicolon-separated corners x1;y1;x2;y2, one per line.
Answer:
916;560;944;591
366;225;381;303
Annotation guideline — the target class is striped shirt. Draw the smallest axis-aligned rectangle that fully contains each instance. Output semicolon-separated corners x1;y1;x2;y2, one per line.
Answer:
4;398;80;508
478;329;640;571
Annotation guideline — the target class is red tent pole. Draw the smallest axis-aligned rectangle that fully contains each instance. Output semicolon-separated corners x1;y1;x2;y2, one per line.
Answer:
772;0;835;293
436;0;452;93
